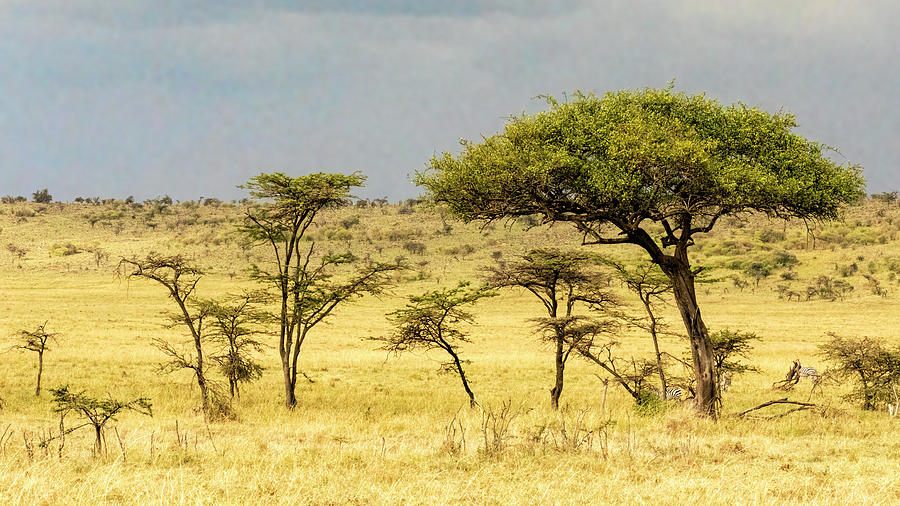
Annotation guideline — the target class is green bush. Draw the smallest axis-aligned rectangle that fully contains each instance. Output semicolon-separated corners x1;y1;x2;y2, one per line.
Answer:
50;242;81;257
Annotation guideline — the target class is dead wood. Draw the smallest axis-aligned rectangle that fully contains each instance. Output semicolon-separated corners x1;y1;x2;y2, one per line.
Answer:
733;398;817;418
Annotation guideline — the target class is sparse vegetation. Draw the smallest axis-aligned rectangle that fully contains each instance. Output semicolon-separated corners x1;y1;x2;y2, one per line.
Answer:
0;193;897;504
376;282;496;408
419;87;864;416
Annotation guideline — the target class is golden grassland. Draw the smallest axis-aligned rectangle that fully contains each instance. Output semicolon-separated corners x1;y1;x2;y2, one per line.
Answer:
0;199;898;504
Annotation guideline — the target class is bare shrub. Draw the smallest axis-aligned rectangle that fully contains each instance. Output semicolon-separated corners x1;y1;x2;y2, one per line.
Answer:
480;401;518;457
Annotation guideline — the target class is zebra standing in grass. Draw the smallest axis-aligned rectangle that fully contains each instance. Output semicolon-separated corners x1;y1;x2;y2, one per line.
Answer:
658;387;683;401
794;360;820;381
719;371;733;393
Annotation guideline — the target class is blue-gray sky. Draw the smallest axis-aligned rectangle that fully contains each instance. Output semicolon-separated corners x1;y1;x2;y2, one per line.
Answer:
1;0;897;202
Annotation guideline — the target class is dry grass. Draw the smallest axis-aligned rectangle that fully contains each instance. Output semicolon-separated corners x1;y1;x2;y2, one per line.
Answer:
0;200;898;504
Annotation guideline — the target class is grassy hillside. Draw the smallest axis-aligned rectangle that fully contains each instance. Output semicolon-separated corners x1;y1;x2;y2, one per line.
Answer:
0;198;898;504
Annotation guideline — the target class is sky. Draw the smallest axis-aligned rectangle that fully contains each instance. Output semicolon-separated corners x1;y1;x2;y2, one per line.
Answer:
1;0;897;202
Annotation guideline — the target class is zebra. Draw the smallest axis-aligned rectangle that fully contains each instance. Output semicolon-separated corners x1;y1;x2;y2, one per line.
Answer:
658;387;683;401
719;371;733;393
793;360;820;381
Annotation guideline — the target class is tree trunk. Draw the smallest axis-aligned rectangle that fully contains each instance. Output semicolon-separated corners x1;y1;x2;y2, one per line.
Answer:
197;372;210;413
283;354;296;409
35;352;43;396
642;297;667;397
666;263;719;418
550;337;565;410
94;425;103;455
449;351;477;408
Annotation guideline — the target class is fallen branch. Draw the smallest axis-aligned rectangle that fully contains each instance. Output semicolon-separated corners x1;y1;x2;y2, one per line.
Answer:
733;398;817;418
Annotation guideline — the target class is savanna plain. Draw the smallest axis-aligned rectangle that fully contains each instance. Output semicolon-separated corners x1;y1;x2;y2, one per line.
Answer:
0;196;898;505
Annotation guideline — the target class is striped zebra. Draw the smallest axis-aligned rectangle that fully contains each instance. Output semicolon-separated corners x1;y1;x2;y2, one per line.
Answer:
719;371;733;393
794;360;820;381
661;387;683;401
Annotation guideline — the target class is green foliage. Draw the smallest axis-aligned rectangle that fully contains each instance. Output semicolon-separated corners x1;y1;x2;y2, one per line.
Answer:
819;334;900;410
772;251;799;268
485;249;617;408
419;86;864;229
742;261;771;286
806;275;854;301
50;242;81;257
418;85;863;417
381;282;496;354
51;385;152;419
325;228;353;241
486;249;614;316
240;172;363;240
634;390;667;416
197;292;271;398
50;385;152;453
377;282;495;406
709;328;761;375
239;171;379;408
32;188;52;204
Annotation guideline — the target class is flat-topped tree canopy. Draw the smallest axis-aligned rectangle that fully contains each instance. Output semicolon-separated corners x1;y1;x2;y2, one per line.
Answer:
419;87;863;248
242;171;365;223
418;85;864;418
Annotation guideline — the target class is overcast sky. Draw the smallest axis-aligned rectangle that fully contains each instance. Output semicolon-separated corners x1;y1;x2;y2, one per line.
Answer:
1;0;897;202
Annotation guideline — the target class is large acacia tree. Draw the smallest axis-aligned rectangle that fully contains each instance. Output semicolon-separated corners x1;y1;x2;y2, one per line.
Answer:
418;86;864;417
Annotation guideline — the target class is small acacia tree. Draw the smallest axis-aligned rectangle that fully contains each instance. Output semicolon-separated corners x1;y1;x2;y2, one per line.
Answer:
709;328;761;378
202;291;271;398
375;282;495;408
32;188;52;204
484;249;615;409
819;334;900;410
119;254;222;416
419;86;864;417
240;172;403;409
607;261;676;397
12;322;58;396
50;385;152;455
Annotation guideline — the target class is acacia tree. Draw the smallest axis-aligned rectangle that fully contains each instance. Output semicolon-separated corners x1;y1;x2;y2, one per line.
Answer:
819;334;900;410
607;261;675;396
709;328;761;377
50;385;152;455
13;322;58;396
202;292;271;398
548;317;653;403
119;254;221;416
484;249;615;409
418;86;864;417
375;282;495;408
240;172;403;409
